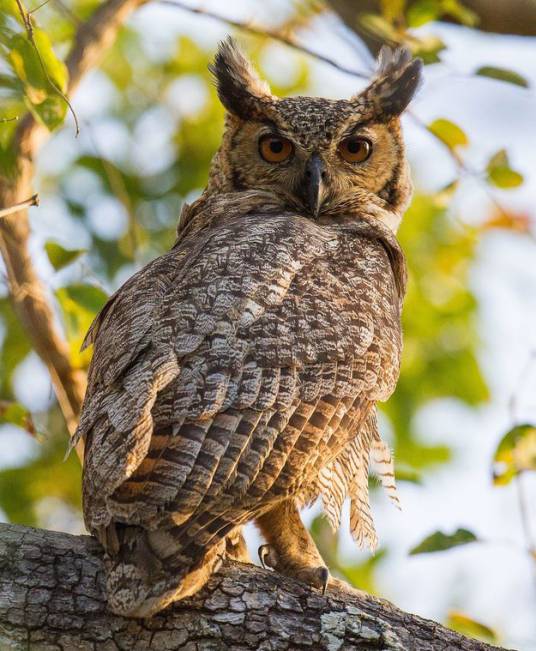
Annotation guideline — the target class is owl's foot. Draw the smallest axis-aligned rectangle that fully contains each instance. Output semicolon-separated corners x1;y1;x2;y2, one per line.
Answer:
225;528;250;563
258;543;329;593
255;499;330;595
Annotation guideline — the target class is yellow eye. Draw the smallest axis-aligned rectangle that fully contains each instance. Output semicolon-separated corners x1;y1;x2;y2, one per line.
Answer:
338;137;372;163
259;134;294;163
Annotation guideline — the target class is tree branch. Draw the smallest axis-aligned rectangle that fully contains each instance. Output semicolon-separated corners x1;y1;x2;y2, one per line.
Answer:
326;0;536;55
0;523;508;651
158;0;370;78
0;194;39;220
0;0;147;443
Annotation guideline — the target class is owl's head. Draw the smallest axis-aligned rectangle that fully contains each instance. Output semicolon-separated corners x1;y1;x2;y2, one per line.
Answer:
207;38;422;232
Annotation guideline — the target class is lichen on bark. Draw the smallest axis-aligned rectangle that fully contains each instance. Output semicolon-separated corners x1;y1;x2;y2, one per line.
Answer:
0;523;508;651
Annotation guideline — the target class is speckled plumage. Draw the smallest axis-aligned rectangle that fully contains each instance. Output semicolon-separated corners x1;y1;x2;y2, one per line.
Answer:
76;38;422;617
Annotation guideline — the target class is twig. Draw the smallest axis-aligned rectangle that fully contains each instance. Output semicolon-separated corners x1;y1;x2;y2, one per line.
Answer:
51;0;81;26
0;116;19;123
407;110;516;221
14;0;80;136
29;0;52;15
157;0;370;79
161;0;523;226
0;0;147;456
515;472;536;592
505;350;536;591
508;350;536;421
0;194;39;219
515;473;535;551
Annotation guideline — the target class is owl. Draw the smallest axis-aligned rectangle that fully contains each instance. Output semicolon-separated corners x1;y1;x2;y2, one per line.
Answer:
74;38;422;618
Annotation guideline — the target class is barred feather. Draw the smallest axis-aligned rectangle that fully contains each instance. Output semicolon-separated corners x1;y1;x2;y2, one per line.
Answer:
371;438;400;510
318;409;400;552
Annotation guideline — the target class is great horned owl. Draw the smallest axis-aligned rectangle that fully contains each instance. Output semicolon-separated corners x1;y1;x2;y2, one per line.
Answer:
74;38;422;617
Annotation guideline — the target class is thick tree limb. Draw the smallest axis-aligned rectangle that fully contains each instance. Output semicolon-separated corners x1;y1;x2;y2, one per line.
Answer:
327;0;536;54
0;0;147;440
0;524;508;651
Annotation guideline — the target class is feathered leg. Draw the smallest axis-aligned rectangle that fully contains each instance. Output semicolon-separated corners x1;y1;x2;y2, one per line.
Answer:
255;499;329;593
104;524;226;618
225;527;250;562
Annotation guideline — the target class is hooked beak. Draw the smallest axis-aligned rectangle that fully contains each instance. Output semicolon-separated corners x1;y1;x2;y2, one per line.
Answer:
302;154;326;218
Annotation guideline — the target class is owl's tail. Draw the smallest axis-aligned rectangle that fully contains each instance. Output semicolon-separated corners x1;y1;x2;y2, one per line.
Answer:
102;523;225;618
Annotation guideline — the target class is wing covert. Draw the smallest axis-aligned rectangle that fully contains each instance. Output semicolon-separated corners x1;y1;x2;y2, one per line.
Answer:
79;211;405;538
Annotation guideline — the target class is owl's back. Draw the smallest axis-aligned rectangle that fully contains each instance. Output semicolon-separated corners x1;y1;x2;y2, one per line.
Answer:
77;206;405;614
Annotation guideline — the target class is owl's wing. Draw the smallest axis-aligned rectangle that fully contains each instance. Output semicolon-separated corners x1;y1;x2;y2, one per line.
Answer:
78;212;405;546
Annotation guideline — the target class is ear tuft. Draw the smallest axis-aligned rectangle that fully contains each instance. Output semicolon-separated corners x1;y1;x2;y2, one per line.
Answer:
209;37;273;120
360;46;423;118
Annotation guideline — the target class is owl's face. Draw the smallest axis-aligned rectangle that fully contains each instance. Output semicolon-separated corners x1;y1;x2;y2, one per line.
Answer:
209;40;422;231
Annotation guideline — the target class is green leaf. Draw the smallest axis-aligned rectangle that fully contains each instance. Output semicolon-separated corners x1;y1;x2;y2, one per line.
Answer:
0;298;32;394
492;424;536;485
59;283;108;314
56;284;108;367
338;549;388;595
0;0;23;31
407;0;440;27
476;66;529;88
441;0;478;27
486;149;524;189
7;28;68;130
411;34;446;64
359;13;401;41
395;465;422;484
428;118;468;148
409;528;478;554
0;419;81;526
380;0;406;23
446;612;499;644
45;241;85;271
488;167;523;189
0;400;34;434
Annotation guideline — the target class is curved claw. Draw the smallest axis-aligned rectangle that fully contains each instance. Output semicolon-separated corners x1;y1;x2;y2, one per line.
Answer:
258;544;278;570
320;566;329;595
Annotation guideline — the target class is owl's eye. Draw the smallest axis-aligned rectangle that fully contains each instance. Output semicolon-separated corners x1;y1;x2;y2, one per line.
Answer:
259;135;294;163
338;137;372;163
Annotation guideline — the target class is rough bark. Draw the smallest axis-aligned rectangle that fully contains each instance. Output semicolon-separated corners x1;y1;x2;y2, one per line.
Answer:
0;524;508;651
327;0;536;54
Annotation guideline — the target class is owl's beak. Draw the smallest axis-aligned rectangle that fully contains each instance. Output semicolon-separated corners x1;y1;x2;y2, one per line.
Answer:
303;154;327;218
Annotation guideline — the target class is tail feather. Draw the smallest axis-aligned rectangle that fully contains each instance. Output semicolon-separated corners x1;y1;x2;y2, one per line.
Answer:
318;408;400;552
103;523;224;618
370;439;401;510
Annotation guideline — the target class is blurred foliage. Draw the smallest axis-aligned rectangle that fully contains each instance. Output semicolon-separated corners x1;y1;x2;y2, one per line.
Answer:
446;611;499;644
384;194;488;468
0;0;69;146
486;149;524;189
45;241;86;271
0;400;34;434
0;1;533;645
409;527;478;554
492;424;536;486
476;65;529;88
0;408;81;526
427;118;468;150
310;515;387;594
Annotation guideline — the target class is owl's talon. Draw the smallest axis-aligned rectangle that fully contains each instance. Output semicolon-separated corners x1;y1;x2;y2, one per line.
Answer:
258;544;278;570
320;566;329;595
